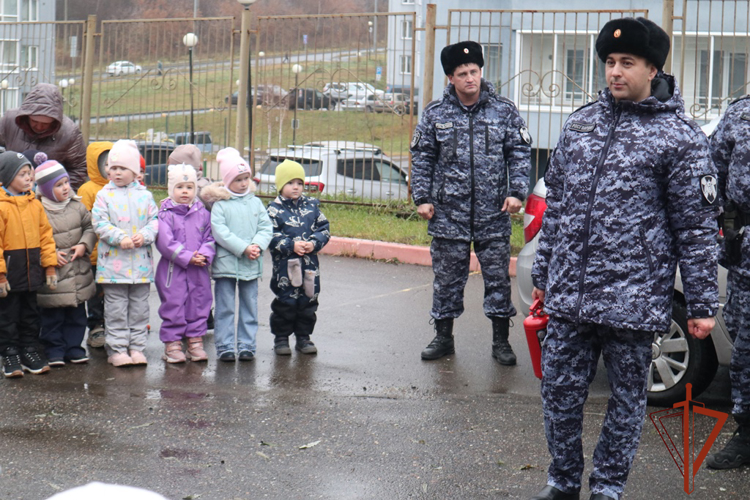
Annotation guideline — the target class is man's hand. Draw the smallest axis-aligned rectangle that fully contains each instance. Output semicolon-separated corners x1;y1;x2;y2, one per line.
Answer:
417;203;434;220
687;317;715;340
502;196;523;213
120;237;134;250
532;287;545;303
244;244;261;260
131;234;145;248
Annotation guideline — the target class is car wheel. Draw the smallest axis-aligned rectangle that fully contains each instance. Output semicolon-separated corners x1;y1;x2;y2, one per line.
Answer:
366;105;374;113
646;301;718;407
394;105;405;116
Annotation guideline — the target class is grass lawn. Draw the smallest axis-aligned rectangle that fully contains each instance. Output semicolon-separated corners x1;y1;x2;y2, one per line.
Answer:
151;188;525;256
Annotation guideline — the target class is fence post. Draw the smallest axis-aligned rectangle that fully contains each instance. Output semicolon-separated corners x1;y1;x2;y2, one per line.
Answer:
662;0;675;75
80;14;96;142
422;4;436;109
235;8;252;159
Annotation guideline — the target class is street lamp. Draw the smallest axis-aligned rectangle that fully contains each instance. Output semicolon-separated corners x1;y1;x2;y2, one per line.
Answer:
183;32;199;144
59;78;74;115
291;64;303;145
368;21;373;57
236;0;258;167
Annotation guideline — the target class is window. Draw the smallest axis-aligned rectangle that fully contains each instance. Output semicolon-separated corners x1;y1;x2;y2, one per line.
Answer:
402;20;412;40
0;88;18;114
21;45;37;70
2;0;18;21
400;55;412;75
375;161;407;185
262;157;322;177
402;0;414;4
0;41;18;71
565;49;586;101
337;158;380;181
699;49;747;111
21;0;37;21
484;44;502;88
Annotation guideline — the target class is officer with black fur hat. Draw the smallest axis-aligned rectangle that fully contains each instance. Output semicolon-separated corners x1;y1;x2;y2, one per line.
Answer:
410;41;531;364
529;17;719;500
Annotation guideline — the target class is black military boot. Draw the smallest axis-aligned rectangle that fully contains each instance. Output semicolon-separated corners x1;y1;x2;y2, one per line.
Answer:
706;414;750;469
491;317;516;366
421;319;454;360
530;485;580;500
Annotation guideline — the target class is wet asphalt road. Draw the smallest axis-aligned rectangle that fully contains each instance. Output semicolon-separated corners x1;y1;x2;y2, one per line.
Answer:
0;256;747;500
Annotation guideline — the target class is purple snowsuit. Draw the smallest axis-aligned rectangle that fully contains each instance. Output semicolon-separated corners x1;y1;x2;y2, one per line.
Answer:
155;198;215;342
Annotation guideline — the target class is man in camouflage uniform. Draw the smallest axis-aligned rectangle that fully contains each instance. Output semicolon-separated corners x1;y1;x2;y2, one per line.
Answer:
410;41;531;364
706;96;750;470
529;18;720;500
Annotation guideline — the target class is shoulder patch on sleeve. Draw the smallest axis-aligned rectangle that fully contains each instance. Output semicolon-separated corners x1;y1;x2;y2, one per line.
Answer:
410;130;421;149
700;174;718;205
520;127;532;144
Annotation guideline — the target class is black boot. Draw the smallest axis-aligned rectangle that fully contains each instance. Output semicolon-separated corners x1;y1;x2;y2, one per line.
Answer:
706;414;750;469
491;317;516;366
530;485;580;500
421;319;454;360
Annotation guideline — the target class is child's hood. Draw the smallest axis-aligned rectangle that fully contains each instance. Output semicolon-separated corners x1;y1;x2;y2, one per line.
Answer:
86;141;113;186
199;180;256;205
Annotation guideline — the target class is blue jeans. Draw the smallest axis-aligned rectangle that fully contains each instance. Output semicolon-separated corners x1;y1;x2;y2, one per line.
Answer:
214;278;258;355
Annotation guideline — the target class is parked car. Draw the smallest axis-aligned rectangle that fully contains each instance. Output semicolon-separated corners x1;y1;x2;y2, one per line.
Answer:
170;131;215;154
107;61;142;77
373;92;414;115
225;84;289;107
516;122;733;407
339;94;380;112
134;141;175;186
255;141;409;200
288;88;332;110
323;82;383;103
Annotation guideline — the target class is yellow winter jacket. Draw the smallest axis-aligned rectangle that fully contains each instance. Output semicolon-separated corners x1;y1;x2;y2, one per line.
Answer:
77;141;112;266
0;189;57;291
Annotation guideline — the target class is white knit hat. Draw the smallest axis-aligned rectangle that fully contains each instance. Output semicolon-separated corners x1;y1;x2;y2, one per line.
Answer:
167;163;197;202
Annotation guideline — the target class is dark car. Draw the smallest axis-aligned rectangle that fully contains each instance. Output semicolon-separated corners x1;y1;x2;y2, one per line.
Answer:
288;88;333;110
225;84;289;107
135;141;175;186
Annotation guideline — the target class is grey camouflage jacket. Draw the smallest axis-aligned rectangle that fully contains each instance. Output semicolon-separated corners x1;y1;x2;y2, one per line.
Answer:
532;75;720;332
410;80;531;242
710;95;750;278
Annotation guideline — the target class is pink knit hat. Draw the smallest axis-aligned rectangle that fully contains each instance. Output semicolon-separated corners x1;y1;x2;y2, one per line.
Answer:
217;147;251;187
167;163;198;202
168;144;202;171
108;140;141;176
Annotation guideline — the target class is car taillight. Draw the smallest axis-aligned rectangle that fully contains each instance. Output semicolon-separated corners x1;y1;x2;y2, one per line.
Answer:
523;193;547;243
305;182;325;193
253;177;260;185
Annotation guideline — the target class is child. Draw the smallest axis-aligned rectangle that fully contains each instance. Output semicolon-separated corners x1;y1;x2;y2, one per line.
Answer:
199;147;272;362
168;144;211;199
0;151;57;377
91;140;158;367
35;160;96;365
77;141;113;348
266;160;330;355
155;163;215;363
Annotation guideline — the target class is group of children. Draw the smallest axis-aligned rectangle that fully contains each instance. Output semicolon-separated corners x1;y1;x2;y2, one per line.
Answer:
0;138;330;377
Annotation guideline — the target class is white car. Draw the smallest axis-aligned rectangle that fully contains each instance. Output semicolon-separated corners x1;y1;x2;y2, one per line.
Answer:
255;141;409;200
516;121;732;407
107;61;143;77
338;94;380;112
323;82;383;102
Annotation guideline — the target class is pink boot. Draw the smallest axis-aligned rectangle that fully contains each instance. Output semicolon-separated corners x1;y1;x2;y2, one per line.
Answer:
163;341;186;364
129;349;148;365
186;337;208;362
108;352;133;367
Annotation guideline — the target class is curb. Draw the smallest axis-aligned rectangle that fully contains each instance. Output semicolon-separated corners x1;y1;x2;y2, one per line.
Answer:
320;236;518;277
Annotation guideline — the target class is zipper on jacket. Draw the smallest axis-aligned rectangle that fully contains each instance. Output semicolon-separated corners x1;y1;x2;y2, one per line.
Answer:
485;124;489;155
574;106;621;321
639;225;655;274
165;261;174;288
469;113;475;239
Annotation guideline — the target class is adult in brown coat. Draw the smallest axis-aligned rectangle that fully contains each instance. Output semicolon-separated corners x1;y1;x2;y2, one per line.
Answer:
0;83;87;189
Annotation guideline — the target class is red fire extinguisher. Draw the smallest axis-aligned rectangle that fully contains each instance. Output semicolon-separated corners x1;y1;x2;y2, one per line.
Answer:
523;298;548;380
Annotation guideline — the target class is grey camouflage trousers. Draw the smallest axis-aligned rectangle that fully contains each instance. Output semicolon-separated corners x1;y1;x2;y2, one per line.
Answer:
725;269;750;417
429;237;516;320
541;316;652;500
